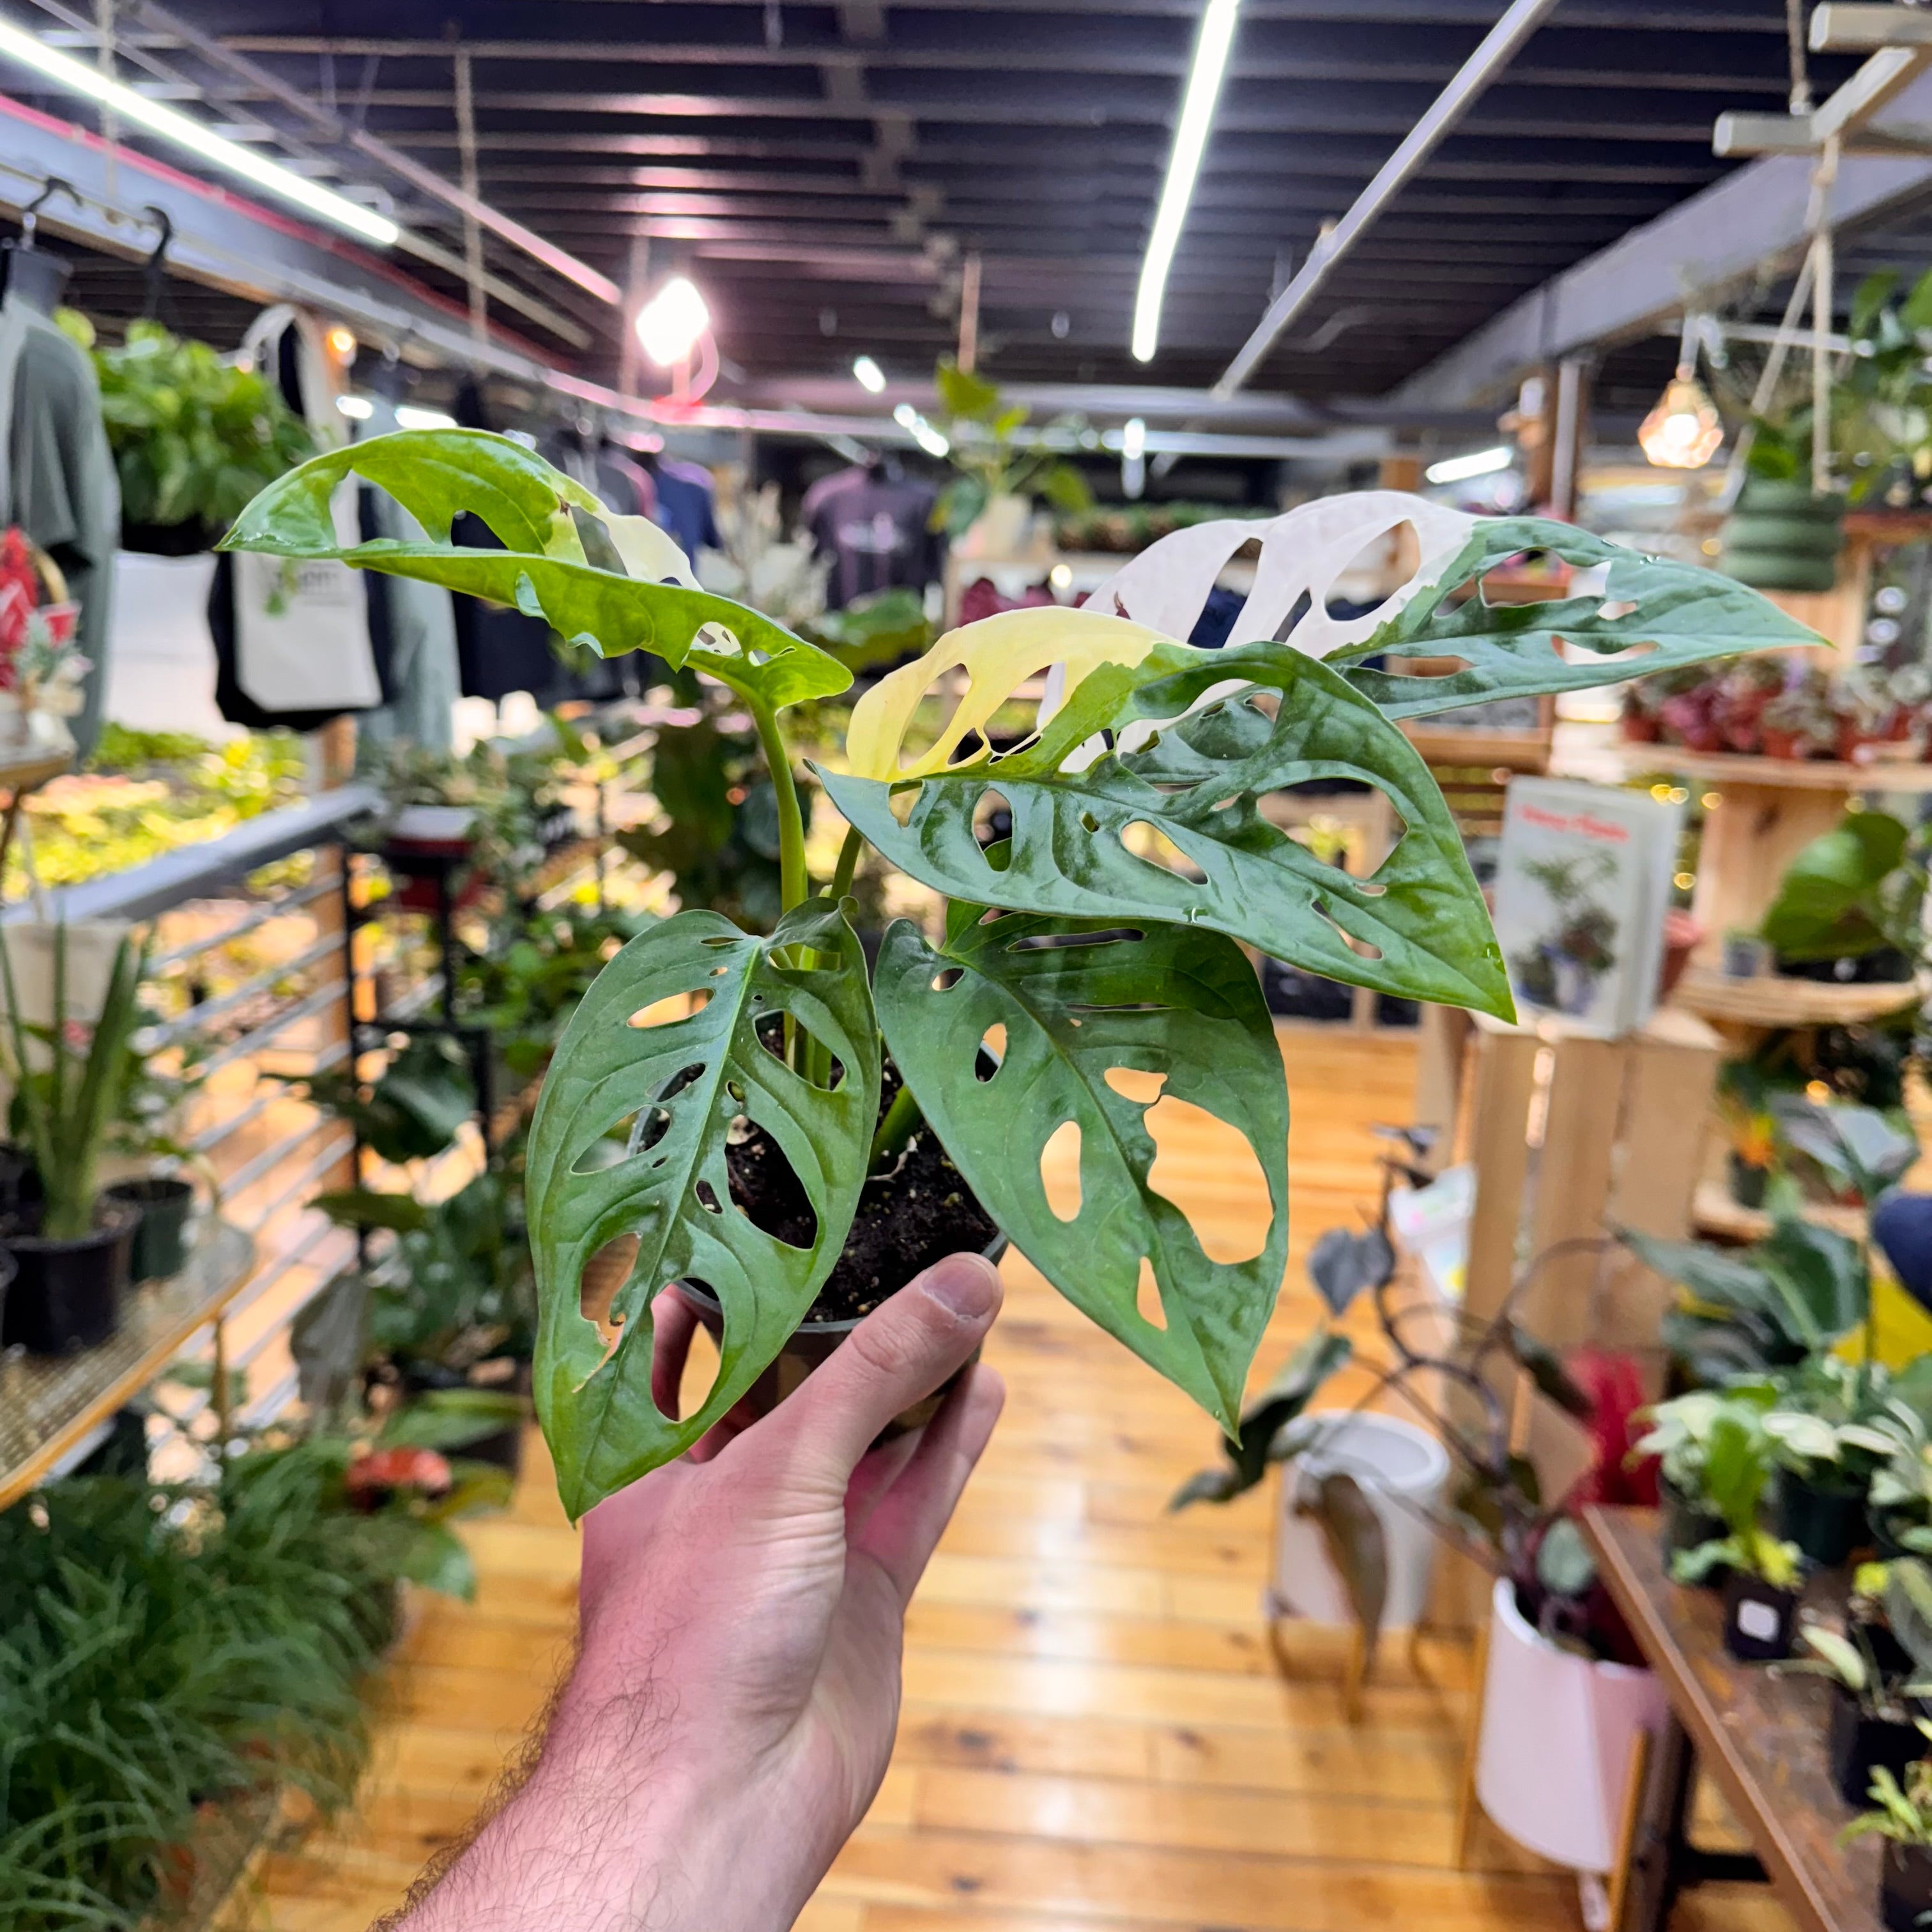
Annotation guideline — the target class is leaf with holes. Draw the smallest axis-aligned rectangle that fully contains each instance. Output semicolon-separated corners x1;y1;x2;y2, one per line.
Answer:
873;904;1288;1430
220;427;850;707
822;643;1514;1020
525;899;880;1518
1327;516;1820;719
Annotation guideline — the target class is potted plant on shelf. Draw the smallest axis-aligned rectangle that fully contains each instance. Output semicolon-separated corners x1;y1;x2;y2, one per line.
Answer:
0;922;146;1353
1792;1560;1932;1807
1759;663;1837;761
1763;1354;1900;1566
927;358;1094;554
1671;1407;1802;1660
1760;808;1925;988
1842;1727;1932;1932
1633;1387;1771;1560
87;319;315;556
221;429;1815;1520
1720;416;1846;595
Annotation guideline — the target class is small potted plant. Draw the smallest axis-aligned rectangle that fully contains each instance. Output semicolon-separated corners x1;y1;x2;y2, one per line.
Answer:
0;923;146;1353
1842;1729;1932;1932
1672;1408;1802;1660
1633;1387;1770;1560
1784;1613;1929;1808
1713;655;1787;753
1763;1354;1897;1567
927;358;1093;555
1760;663;1836;761
222;429;1814;1518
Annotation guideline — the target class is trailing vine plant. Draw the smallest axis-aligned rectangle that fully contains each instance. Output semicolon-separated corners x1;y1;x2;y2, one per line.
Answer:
224;429;1816;1518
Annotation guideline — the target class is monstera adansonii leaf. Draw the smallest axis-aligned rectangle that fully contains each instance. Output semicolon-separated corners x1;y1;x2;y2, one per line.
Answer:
872;903;1288;1430
821;641;1514;1021
220;426;851;708
526;900;880;1518
1328;516;1820;719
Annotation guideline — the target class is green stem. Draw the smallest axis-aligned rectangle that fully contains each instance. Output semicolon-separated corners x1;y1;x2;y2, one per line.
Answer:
869;1080;926;1171
749;697;809;916
829;824;864;905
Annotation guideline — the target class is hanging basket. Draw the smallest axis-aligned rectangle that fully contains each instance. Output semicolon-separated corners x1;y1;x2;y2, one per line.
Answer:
1719;478;1845;593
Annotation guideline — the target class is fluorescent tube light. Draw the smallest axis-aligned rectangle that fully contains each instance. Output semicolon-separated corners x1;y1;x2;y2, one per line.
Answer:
853;354;886;394
395;406;457;431
1425;445;1512;485
0;19;399;246
1123;417;1146;459
1132;0;1240;364
335;394;373;420
893;401;949;459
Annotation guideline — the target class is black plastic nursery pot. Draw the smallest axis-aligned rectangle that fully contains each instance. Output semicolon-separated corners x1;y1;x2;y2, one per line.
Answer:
1659;1480;1726;1568
394;1359;531;1479
1779;1471;1871;1570
1831;1689;1926;1810
1883;1842;1932;1932
0;1202;135;1355
1727;1151;1770;1210
0;1140;43;1217
1721;1570;1798;1662
103;1175;194;1284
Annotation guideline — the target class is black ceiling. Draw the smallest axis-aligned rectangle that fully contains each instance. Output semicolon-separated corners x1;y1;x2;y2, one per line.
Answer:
1;0;1870;401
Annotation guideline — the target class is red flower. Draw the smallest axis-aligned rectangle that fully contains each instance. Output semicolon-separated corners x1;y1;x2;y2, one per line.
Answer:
346;1445;452;1506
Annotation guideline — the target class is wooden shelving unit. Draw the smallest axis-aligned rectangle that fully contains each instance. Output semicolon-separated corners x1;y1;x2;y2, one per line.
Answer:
1603;746;1932;792
1671;966;1925;1028
0;1220;254;1509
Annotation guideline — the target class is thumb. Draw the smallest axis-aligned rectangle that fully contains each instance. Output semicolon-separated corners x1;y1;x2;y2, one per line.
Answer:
749;1250;1003;1494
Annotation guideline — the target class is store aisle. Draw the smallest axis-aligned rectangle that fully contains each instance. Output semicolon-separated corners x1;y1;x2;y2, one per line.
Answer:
251;1030;1782;1932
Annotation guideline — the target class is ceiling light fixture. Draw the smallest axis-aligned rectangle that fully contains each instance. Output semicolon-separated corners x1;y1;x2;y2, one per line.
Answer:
335;394;373;420
1123;417;1147;460
853;354;886;394
395;405;457;431
636;275;711;367
0;19;399;245
893;401;949;459
1132;0;1241;364
1638;377;1724;470
1425;445;1512;486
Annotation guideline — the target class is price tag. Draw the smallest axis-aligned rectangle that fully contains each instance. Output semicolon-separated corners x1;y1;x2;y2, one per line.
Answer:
1736;1598;1780;1643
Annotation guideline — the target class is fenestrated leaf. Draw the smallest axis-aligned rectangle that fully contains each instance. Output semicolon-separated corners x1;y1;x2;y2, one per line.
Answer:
221;427;851;709
526;900;881;1518
1170;1324;1355;1507
875;905;1287;1429
824;643;1514;1020
1307;1225;1395;1316
1326;516;1820;719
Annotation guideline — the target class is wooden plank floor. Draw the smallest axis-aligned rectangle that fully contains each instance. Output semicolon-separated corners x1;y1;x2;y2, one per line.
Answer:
250;1028;1791;1932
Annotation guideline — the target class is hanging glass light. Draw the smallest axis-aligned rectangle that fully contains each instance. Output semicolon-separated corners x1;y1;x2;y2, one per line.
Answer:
1640;314;1724;470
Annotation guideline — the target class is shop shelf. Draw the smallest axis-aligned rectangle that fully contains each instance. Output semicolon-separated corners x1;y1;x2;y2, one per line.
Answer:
0;1220;254;1509
1691;1181;1865;1245
1603;745;1932;791
1671;966;1926;1028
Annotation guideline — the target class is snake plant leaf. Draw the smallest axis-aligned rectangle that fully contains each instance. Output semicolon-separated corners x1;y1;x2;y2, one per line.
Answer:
220;427;850;708
526;900;880;1519
823;643;1513;1020
873;905;1288;1430
1327;516;1821;719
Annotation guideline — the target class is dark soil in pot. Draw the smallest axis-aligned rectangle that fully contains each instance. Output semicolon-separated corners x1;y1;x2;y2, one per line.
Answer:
1722;1570;1798;1662
1883;1841;1932;1932
1660;1480;1726;1568
1779;1471;1870;1570
0;1202;132;1354
103;1174;194;1282
1831;1688;1925;1808
684;1061;1006;1433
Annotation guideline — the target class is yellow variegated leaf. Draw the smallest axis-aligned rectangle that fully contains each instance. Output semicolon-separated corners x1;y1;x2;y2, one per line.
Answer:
604;513;700;585
844;606;1176;781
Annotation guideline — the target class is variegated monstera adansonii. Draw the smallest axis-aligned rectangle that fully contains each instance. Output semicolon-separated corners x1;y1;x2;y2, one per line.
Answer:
223;429;1815;1516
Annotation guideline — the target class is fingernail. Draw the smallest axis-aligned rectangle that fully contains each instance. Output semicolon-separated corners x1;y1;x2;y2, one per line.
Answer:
919;1251;1001;1321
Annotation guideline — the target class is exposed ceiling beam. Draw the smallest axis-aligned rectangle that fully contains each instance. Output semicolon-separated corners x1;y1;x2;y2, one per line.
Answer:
1393;63;1932;408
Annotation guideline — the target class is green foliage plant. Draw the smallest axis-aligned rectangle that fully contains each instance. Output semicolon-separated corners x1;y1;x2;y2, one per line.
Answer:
1671;1406;1800;1588
928;358;1095;538
458;903;650;1078
0;924;148;1239
1760;809;1927;964
88;319;315;537
221;429;1819;1519
1842;1729;1932;1848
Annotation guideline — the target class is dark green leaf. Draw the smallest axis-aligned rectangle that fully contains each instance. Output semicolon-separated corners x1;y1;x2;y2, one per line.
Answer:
1772;1096;1919;1208
1328;517;1819;719
527;901;881;1517
935;358;1001;420
394;1521;476;1599
379;1388;526;1452
1760;812;1910;961
875;907;1287;1429
1170;1325;1354;1506
821;644;1513;1021
1508;1323;1593;1420
310;1188;431;1234
1309;1470;1388;1675
1889;1560;1932;1674
1307;1225;1394;1316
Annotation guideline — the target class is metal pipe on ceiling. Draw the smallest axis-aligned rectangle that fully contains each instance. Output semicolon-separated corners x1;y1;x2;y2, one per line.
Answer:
1209;0;1563;398
121;0;622;307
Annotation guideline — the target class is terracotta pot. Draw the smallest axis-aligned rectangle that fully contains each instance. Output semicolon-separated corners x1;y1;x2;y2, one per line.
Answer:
1761;727;1811;762
1620;710;1661;744
1660;910;1701;999
1838;720;1878;764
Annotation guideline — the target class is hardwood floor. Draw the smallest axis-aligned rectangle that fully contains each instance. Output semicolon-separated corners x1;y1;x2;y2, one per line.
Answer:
251;1028;1790;1932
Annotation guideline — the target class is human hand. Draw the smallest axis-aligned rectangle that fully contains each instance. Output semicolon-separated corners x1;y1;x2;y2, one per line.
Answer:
395;1250;1005;1932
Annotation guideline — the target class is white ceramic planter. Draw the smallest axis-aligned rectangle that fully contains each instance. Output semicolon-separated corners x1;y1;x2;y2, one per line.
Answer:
1475;1576;1664;1874
1272;1412;1450;1630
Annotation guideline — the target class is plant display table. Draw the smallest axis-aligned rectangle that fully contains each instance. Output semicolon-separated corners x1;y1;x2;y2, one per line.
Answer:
1582;1503;1880;1932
